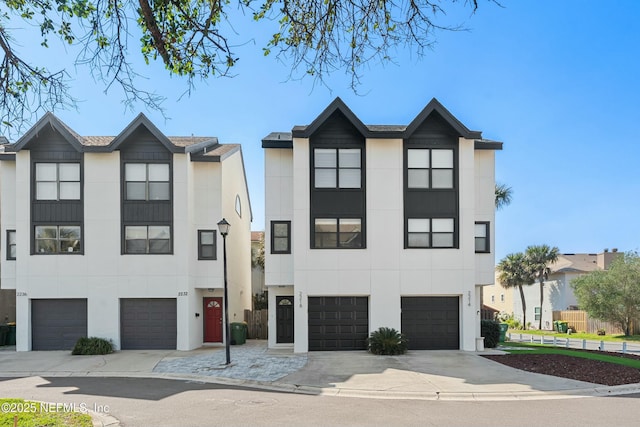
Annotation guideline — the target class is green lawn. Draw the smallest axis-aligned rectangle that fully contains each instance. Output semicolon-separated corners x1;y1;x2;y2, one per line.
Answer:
502;342;640;369
507;329;640;343
0;398;92;427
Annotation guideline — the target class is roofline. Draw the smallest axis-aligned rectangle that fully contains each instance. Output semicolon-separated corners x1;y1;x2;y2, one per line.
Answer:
10;112;84;152
107;113;182;153
405;98;483;139
474;140;503;150
0;153;15;161
190;144;241;162
291;97;371;138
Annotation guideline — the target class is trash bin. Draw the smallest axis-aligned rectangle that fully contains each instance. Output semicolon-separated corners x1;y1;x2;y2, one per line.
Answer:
553;320;559;332
558;321;568;333
0;325;8;346
6;325;16;346
499;323;509;342
230;322;247;345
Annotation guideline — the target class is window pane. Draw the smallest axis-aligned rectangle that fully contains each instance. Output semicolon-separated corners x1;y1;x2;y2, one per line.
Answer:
273;237;289;252
432;218;454;232
125;226;147;240
407;170;429;188
200;231;214;245
36;182;57;200
126;182;146;200
407;149;429;168
315;218;337;232
8;231;16;245
126;239;147;254
339;169;361;188
9;244;16;259
59;182;80;200
475;237;487;252
315;232;337;248
36;163;57;181
432;170;453;189
149;182;170;200
35;239;57;253
201;245;214;258
432;233;454;247
431;149;453;168
408;233;429;247
408;218;429;233
339;219;361;248
149;239;171;253
59;163;80;181
35;226;57;239
315;169;336;188
149;226;170;239
125;163;146;181
148;164;169;181
339;149;360;167
314;149;336;168
273;223;288;238
60;238;81;253
475;223;487;238
59;226;81;240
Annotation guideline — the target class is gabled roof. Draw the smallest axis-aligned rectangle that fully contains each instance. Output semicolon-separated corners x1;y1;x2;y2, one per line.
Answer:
9;112;84;152
405;98;483;139
550;254;601;274
107;113;179;153
291;97;370;138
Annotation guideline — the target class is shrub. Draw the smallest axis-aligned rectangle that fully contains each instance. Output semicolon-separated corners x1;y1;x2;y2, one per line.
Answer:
367;327;408;355
253;291;268;310
72;337;114;355
481;320;501;348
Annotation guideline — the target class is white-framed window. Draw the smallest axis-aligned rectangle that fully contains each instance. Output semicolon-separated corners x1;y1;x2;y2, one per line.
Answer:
124;163;170;201
198;230;216;260
534;307;541;321
125;225;171;254
475;222;490;253
7;230;16;260
407;218;455;248
35;163;81;200
407;148;454;189
314;218;362;248
34;225;81;254
500;294;505;302
314;148;361;189
235;194;242;218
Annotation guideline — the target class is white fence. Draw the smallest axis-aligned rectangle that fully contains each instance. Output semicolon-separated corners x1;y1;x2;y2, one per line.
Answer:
507;333;640;355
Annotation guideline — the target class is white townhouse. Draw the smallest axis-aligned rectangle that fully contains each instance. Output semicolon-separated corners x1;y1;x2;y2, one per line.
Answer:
263;98;502;352
0;113;252;351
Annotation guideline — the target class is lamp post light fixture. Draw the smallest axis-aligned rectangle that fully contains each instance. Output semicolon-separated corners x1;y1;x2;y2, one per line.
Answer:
217;218;231;365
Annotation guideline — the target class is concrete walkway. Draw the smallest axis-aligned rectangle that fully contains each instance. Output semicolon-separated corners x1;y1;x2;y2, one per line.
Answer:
1;340;640;403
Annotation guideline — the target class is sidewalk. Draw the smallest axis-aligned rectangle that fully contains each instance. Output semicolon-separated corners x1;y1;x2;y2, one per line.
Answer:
1;340;640;402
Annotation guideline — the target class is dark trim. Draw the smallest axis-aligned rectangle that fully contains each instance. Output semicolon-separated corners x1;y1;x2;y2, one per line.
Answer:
405;98;482;139
0;153;15;161
11;112;84;152
122;224;173;255
404;217;457;249
109;113;182;153
6;229;16;260
262;132;293;148
270;221;291;254
475;221;490;253
474;140;503;150
262;140;293;149
190;144;240;162
198;230;217;260
293;97;371;138
312;217;364;249
31;224;83;255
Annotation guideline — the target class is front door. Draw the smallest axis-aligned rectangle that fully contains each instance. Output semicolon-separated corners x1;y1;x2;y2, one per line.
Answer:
276;296;294;343
204;297;223;342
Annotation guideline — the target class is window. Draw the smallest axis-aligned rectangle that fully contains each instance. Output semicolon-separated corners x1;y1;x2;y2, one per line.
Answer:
235;195;242;217
124;163;170;201
407;218;455;248
407;148;454;189
125;225;171;254
314;148;361;189
34;225;81;254
534;307;541;321
314;218;362;248
271;221;291;254
475;222;490;253
7;230;16;260
198;230;216;260
491;295;495;303
500;294;505;302
35;163;80;200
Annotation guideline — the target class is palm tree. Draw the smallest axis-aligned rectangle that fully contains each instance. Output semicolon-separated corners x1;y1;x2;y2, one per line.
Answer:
496;252;535;330
495;183;513;210
525;245;560;330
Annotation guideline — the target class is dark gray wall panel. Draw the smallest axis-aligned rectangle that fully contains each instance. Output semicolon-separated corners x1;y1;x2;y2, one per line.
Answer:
119;128;171;160
401;297;459;350
122;202;172;223
404;191;457;217
32;202;83;223
120;298;177;350
32;299;87;350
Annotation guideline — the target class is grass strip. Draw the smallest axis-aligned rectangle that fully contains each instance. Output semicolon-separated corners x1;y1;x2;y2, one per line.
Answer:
502;342;640;369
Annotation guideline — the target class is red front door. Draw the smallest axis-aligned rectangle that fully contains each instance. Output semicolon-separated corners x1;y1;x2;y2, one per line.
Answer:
204;297;223;342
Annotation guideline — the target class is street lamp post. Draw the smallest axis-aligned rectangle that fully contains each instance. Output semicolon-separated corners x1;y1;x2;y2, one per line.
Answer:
217;218;231;365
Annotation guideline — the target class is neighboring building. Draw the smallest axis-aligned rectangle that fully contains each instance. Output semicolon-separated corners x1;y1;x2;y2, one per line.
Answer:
263;98;502;352
515;250;621;330
0;113;252;351
251;231;266;297
482;271;515;315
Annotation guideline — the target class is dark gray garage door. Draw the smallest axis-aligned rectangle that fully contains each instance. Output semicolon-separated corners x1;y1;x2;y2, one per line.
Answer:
401;297;459;350
308;297;368;351
32;299;87;350
120;298;177;350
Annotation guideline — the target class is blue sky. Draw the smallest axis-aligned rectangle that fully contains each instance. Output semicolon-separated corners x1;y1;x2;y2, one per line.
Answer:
8;1;640;262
